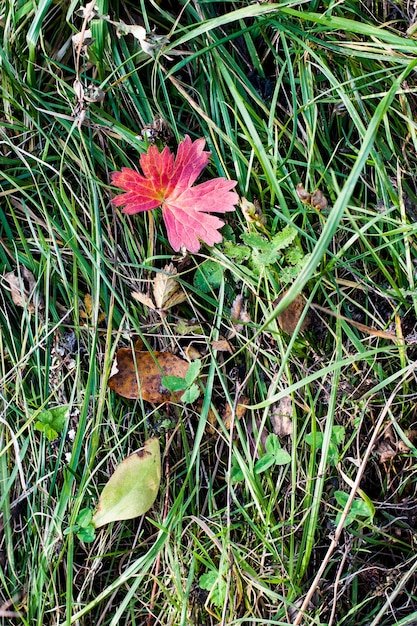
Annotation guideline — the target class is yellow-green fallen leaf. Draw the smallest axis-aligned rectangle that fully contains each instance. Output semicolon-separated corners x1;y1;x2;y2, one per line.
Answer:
92;438;161;528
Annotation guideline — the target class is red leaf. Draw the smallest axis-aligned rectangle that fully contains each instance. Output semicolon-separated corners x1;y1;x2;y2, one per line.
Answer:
111;136;238;252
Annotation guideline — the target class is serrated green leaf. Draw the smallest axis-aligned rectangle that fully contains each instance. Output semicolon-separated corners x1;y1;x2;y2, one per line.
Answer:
271;225;297;250
285;247;304;265
257;247;282;266
92;438;161;528
223;242;251;261
279;265;302;285
241;232;270;249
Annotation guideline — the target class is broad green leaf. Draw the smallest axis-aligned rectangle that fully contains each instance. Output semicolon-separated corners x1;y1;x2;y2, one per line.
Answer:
181;383;200;404
194;260;224;293
161;375;188;392
185;359;202;385
199;571;227;607
92;438;161;528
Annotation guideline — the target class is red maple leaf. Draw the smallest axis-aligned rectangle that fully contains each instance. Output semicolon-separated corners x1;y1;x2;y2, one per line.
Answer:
111;136;238;253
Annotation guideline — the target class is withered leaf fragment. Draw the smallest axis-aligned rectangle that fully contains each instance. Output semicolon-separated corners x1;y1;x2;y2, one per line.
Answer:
270;396;293;437
240;197;266;226
207;397;249;434
132;263;186;312
274;292;310;335
153;264;187;310
211;338;234;354
3;265;43;313
108;348;189;403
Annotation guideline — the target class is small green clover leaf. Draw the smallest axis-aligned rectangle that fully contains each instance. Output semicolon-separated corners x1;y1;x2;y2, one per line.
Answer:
254;434;291;474
334;490;375;528
230;456;245;483
305;426;345;467
64;508;96;543
162;360;201;405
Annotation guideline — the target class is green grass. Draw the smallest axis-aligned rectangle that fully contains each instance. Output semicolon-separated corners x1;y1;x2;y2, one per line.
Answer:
2;0;417;624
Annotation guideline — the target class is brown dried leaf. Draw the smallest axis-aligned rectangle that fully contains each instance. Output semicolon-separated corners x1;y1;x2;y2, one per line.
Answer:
270;396;293;437
108;348;189;403
375;425;404;463
71;28;94;52
211;339;234;354
230;295;244;322
132;264;186;312
223;398;249;429
131;290;156;310
80;293;106;323
375;438;398;464
229;295;251;338
185;344;203;361
274;292;310;335
3;266;43;313
207;397;249;434
141;118;173;145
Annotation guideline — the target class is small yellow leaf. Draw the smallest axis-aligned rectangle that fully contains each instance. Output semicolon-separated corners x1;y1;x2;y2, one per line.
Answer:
211;339;234;354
